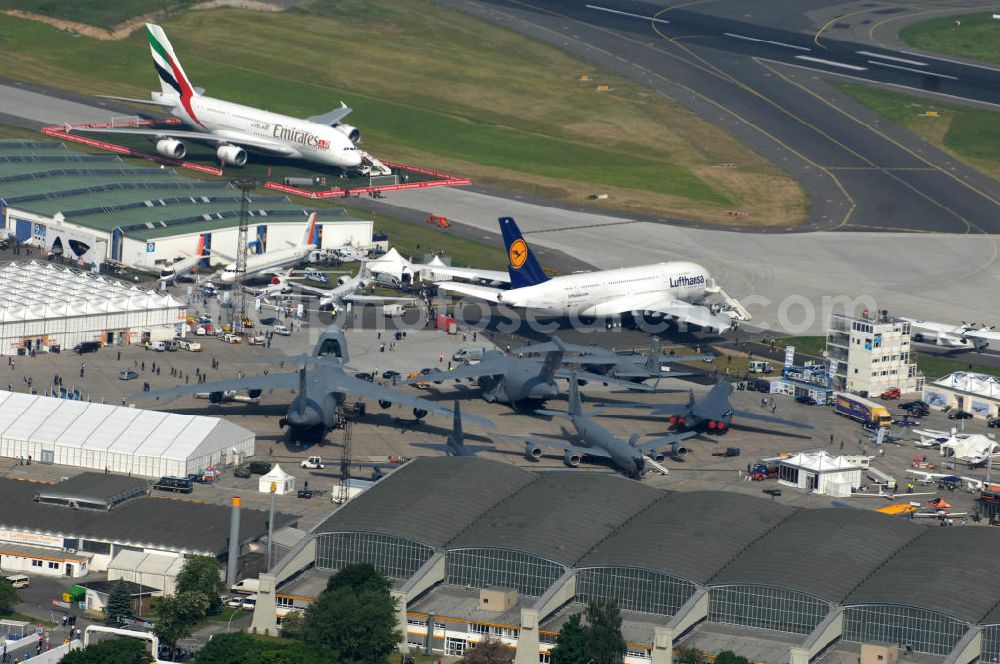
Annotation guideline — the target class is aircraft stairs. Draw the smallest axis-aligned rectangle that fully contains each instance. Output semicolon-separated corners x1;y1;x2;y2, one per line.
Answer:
358;150;393;176
645;455;669;475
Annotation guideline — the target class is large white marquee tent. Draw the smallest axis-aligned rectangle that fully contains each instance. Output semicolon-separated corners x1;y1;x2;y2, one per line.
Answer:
0;261;185;355
0;391;255;478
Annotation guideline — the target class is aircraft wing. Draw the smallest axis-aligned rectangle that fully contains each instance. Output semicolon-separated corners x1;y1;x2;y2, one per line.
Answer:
131;372;299;401
166;253;204;277
68;126;299;156
633;431;699;454
435;281;505;301
411;442;494;456
345;294;416;305
502;435;612;459
405;363;503;384
418;264;510;285
514;340;616;361
553;369;655;392
584;294;733;332
307;102;352;125
731;408;814;429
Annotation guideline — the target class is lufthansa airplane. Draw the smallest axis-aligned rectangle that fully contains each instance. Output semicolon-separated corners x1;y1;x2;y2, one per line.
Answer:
71;24;363;170
436;218;736;332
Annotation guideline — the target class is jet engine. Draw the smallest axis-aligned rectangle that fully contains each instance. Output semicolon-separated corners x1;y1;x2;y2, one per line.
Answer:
248;389;262;400
156;138;186;159
670;442;689;458
648;451;667;463
524;443;543;460
412;408;428;419
208;391;224;404
706;420;728;433
563;449;582;467
216;145;248;167
378;399;392;410
334;124;361;144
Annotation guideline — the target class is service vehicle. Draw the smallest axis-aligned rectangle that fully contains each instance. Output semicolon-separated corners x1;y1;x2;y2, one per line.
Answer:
300;456;325;469
382;370;401;381
900;400;929;417
748;360;774;374
452;348;485;364
231;579;260;594
354;372;374;382
273;324;291;336
153;476;194;494
750;462;779;481
73;341;101;354
164;339;179;352
382;303;406;317
145;341;166;352
834;393;893;428
5;574;29;589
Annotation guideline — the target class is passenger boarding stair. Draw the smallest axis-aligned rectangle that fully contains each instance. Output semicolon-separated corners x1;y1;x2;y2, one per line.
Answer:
358;150;393;176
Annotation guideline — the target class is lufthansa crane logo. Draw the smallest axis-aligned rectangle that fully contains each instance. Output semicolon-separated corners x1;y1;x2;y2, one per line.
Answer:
509;239;528;269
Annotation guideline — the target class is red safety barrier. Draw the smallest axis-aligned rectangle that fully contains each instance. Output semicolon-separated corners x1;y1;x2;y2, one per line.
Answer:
41;126;223;175
718;162;737;169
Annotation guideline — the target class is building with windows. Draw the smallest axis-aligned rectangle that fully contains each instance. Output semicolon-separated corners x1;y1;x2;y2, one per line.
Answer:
826;312;923;396
248;457;1000;664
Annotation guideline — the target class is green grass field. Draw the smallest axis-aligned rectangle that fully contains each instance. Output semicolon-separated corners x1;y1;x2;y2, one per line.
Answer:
900;13;1000;66
833;82;1000;183
0;0;193;26
0;0;807;224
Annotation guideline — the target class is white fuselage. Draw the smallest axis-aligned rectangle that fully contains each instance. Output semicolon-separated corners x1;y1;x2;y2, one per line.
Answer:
500;261;712;316
221;245;316;284
173;95;362;168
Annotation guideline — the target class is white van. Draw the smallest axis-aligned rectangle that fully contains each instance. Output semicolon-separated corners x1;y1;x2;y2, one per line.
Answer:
451;348;484;364
5;574;29;589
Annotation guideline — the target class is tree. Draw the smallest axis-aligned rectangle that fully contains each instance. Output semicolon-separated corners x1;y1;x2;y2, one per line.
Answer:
714;652;750;664
550;613;587;664
153;591;209;651
302;563;400;664
465;636;516;664
60;638;153;664
279;610;304;640
674;647;704;664
195;632;330;664
106;580;134;625
584;599;626;664
175;554;226;615
0;577;18;612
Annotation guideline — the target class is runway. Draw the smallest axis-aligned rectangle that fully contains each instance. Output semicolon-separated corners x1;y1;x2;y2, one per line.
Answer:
445;0;1000;233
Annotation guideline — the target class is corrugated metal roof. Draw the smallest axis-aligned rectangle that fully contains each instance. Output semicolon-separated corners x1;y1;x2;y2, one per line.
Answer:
711;509;922;602
448;473;661;565
845;527;1000;622
0;390;252;463
316;457;535;548
0;477;293;555
577;491;795;583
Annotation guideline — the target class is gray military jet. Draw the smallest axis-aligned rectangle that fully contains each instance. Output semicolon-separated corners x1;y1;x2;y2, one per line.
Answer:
131;325;490;441
514;335;710;384
596;381;813;436
407;337;653;407
412;401;494;457
506;377;696;478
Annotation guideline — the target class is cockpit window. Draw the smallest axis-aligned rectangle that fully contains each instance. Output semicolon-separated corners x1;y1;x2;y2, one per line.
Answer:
318;338;343;358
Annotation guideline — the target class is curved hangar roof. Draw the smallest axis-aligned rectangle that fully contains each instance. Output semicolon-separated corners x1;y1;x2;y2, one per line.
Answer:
447;472;660;565
316;457;534;548
577;491;794;583
710;508;922;602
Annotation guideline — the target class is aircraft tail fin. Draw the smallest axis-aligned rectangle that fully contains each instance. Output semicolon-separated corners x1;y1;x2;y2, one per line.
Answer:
297;362;307;415
539;336;565;383
499;217;549;288
145;24;197;101
567;374;583;416
645;336;661;373
299;212;319;248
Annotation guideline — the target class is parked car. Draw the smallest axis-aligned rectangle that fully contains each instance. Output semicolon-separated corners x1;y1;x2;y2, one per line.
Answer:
248;461;272;475
164;339;179;352
273;324;291;336
260;317;280;326
794;395;817;406
899;400;929;417
118;369;139;381
178;340;202;352
354;372;374;382
221;333;241;344
300;456;324;469
4;574;29;589
73;341;101;354
382;370;401;381
234;464;252;479
987;417;1000;429
880;387;901;400
948;410;974;420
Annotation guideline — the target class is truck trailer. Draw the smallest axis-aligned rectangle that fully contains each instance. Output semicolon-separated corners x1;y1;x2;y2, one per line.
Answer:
834;393;892;428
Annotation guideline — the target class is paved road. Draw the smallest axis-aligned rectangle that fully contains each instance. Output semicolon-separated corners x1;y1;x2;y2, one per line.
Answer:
445;0;1000;233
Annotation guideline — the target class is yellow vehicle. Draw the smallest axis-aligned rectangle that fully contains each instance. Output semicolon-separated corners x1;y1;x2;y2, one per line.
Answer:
408;372;429;389
241;317;254;329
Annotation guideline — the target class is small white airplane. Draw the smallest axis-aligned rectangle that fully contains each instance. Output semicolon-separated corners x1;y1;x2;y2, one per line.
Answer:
293;267;413;312
900;317;1000;351
219;213;318;284
435;217;737;332
243;269;295;298
70;24;364;170
158;242;211;285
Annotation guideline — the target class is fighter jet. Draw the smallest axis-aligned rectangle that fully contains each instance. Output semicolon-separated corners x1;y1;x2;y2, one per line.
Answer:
412;401;494;457
506;377;696;478
291;265;413;313
130;325;490;441
514;335;710;385
595;381;813;436
406;337;653;407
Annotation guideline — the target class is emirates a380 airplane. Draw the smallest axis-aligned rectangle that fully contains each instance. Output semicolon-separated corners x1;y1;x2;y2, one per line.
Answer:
71;24;363;170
